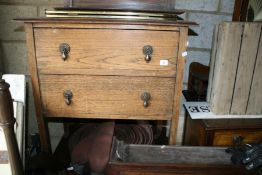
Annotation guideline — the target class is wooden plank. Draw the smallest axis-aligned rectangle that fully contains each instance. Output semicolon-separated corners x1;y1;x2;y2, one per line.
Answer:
24;24;51;153
231;24;261;114
207;25;219;102
40;75;175;119
169;27;187;145
247;28;262;114
34;28;179;77
125;146;232;164
209;23;244;114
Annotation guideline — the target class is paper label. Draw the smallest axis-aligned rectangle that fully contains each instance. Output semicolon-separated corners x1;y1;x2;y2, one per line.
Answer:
182;51;188;57
160;60;169;66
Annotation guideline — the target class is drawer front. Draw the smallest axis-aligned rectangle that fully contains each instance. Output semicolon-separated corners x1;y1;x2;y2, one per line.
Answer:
40;75;175;119
213;130;262;146
34;28;179;77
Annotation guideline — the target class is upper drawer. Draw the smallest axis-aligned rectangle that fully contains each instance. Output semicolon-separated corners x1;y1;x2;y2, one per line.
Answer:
34;28;179;77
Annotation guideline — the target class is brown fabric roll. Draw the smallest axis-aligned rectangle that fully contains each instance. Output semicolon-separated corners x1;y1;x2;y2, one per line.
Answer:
69;122;115;173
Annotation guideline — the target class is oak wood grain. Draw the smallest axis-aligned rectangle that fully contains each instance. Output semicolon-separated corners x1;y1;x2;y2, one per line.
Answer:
169;27;187;145
24;24;51;153
17;18;197;27
40;75;175;119
22;19;189;149
33;23;180;31
35;28;179;77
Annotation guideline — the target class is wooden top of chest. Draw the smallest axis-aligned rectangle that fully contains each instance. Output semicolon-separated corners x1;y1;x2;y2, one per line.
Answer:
16;18;197;28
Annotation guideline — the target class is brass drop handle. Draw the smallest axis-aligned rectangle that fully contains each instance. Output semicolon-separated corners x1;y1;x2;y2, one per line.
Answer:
63;90;73;105
59;43;70;61
141;92;151;108
143;45;153;62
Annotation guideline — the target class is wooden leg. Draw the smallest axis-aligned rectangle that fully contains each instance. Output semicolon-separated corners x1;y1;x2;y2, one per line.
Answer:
0;79;23;175
25;23;52;153
169;117;178;145
40;119;51;153
169;27;188;145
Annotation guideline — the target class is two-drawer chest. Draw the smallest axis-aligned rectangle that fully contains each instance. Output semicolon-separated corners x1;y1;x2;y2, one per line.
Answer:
21;18;192;152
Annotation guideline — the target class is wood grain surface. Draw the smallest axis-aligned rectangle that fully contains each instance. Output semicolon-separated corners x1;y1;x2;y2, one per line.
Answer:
33;23;181;31
231;23;261;114
213;130;262;146
40;75;175;119
207;26;219;102
25;24;51;152
169;27;187;145
209;23;243;114
35;28;179;77
208;22;262;115
246;28;262;114
183;116;262;147
23;19;189;151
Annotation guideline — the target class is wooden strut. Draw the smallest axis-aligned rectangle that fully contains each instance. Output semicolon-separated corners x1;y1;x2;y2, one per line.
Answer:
0;79;23;175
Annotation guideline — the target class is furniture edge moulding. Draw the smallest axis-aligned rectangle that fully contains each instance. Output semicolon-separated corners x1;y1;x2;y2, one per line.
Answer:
24;23;51;153
16;18;197;30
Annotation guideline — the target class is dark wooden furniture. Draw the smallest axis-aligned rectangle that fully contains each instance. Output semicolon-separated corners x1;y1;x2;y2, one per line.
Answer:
187;62;209;101
183;117;262;146
19;17;194;152
0;79;23;175
105;139;256;175
233;0;250;21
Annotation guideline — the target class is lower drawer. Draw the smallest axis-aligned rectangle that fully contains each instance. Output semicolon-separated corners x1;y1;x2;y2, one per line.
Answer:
213;130;262;146
39;75;175;119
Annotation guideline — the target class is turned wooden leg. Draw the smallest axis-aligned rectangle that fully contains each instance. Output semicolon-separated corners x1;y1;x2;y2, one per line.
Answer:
0;79;23;175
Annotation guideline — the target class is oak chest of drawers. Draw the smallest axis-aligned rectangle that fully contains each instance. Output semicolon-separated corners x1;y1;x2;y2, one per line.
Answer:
22;18;191;152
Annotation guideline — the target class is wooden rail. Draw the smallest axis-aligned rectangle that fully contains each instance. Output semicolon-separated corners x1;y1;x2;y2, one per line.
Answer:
0;79;23;175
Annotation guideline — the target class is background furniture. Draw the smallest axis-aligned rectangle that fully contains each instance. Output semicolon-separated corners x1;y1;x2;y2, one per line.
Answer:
105;139;255;175
183;117;262;146
21;17;192;152
184;62;209;101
